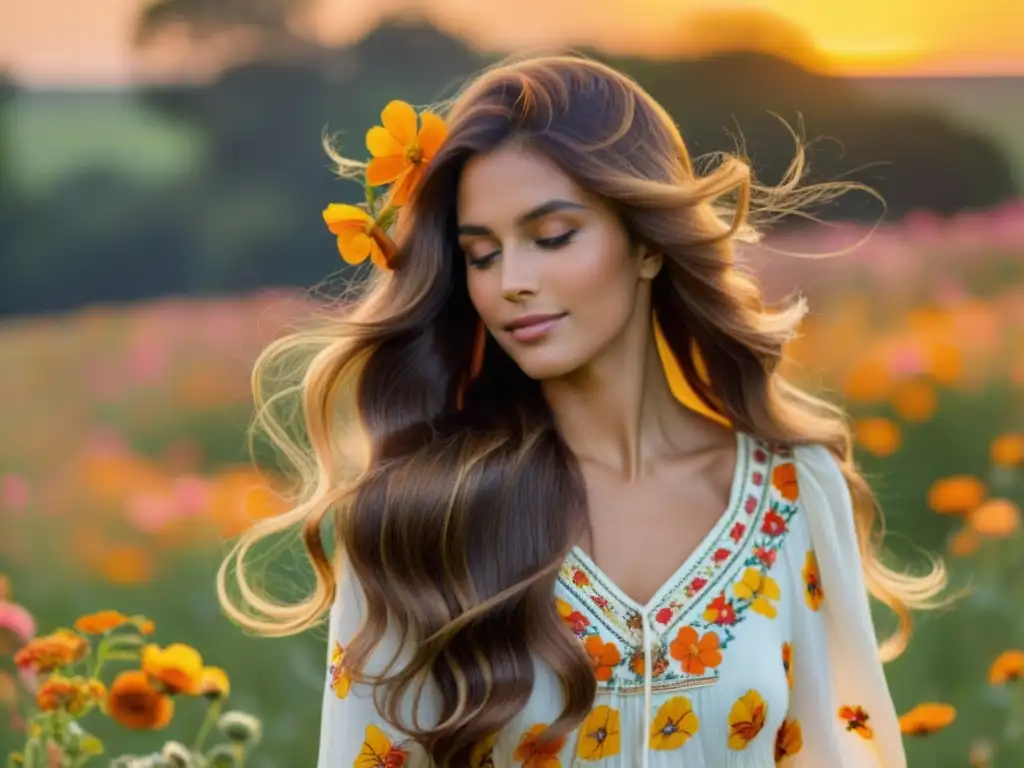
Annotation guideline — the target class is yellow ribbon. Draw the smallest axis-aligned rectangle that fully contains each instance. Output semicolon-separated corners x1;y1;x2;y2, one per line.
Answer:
653;315;731;427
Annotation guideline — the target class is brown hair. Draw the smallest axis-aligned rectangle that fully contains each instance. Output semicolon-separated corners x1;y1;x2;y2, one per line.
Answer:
218;54;946;765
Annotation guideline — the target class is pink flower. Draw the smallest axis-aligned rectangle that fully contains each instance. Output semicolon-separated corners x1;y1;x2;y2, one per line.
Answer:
0;474;31;513
171;475;210;517
0;600;36;652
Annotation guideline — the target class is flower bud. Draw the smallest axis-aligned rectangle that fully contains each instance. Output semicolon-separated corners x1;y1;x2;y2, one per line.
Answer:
217;711;262;745
204;744;241;768
161;741;196;768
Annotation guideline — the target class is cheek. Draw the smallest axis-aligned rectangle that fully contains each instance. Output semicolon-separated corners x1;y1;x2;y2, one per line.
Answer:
560;234;636;316
465;269;500;322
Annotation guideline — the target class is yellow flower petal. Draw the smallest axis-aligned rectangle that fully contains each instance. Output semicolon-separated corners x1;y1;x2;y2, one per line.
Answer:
337;230;372;265
366;156;409;187
381;100;418;146
322;203;371;233
417;111;447;158
386;166;423;207
366;125;404;158
368;238;390;270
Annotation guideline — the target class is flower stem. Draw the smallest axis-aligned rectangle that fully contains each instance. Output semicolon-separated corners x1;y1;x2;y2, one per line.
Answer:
193;700;222;754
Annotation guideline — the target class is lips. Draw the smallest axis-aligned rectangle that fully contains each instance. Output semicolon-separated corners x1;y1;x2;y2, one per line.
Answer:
503;312;567;343
503;313;567;332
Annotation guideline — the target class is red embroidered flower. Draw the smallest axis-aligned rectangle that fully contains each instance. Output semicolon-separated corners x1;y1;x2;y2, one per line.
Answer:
745;495;758;515
572;569;590;587
761;511;787;536
566;611;590;635
754;546;776;568
688;577;708;595
702;595;738;625
729;523;746;543
655;607;674;625
712;548;731;563
752;472;764;486
754;448;768;463
591;594;609;610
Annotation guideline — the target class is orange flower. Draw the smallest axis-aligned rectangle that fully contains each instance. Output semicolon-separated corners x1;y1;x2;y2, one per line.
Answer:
842;356;892;404
583;636;621;682
14;630;88;673
513;723;567;767
322;204;397;269
988;649;1024;685
990;434;1024;467
576;705;621;761
365;100;447;206
649;696;700;751
355;724;409;768
774;718;803;761
947;526;981;557
197;666;230;699
899;702;956;736
838;705;873;739
890;379;937;422
36;675;106;716
728;689;767;750
771;463;799;502
928;475;986;515
329;640;352;700
802;551;824;611
854;418;902;457
970;499;1021;538
142;643;204;695
74;610;129;635
107;670;174;730
781;642;794;690
669;626;722;676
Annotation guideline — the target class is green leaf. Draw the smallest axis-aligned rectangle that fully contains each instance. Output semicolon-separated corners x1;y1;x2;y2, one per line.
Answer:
79;735;104;756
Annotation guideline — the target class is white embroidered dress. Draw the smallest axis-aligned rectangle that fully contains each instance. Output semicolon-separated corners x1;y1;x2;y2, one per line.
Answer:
318;437;907;768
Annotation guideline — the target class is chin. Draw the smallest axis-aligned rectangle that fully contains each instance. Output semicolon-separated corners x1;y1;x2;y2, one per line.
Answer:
508;347;589;382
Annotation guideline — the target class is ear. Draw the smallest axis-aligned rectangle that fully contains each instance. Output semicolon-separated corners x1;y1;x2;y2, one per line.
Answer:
636;244;664;280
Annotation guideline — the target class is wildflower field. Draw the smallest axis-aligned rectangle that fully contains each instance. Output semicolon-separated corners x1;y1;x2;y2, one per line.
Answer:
2;201;1024;767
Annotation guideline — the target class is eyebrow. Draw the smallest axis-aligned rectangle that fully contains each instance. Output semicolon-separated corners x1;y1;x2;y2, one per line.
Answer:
457;199;588;237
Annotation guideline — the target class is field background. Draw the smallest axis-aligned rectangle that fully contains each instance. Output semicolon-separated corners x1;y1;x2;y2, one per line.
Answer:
2;2;1024;766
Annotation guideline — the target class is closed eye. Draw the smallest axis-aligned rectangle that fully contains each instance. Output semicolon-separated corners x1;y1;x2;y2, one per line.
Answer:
537;230;577;249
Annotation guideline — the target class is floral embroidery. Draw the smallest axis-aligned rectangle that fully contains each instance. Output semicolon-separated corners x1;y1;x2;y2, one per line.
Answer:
732;568;781;619
583;636;621;681
629;647;669;678
469;733;498;768
803;551;824;611
514;724;566;767
781;642;794;690
728;689;768;750
669;626;722;676
772;463;800;502
649;696;700;751
556;598;590;636
353;724;409;768
838;705;874;739
329;641;351;699
774;718;804;762
576;705;621;761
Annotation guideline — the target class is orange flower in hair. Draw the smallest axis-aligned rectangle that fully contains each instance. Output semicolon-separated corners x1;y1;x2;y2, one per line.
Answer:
322;204;397;269
366;100;447;206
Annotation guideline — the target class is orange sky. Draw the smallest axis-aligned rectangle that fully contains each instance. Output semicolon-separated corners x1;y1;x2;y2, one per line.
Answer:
3;0;1023;87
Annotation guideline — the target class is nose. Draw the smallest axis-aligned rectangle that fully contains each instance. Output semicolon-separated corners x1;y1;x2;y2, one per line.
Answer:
499;246;539;302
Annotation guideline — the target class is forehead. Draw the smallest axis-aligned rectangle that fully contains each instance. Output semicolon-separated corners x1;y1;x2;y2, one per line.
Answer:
456;144;584;226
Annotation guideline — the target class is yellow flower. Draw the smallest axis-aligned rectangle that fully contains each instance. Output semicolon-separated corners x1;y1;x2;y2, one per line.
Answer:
782;642;794;690
366;100;447;206
354;724;409;768
899;702;956;736
649;696;699;751
142;643;204;695
728;689;767;750
74;609;130;635
197;666;231;699
469;731;498;768
322;204;397;269
802;551;824;611
774;718;803;761
329;640;352;700
576;705;621;761
732;568;781;619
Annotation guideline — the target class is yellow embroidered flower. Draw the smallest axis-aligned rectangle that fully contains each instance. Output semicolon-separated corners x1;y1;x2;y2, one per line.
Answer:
728;689;767;750
733;568;781;619
576;705;621;761
899;702;956;736
802;551;824;611
774;718;803;761
366;100;447;206
469;731;498;768
838;705;873;739
330;640;352;699
668;626;722;676
354;724;409;768
649;696;700;751
142;643;204;695
781;642;794;690
513;723;566;767
322;204;397;269
988;649;1024;684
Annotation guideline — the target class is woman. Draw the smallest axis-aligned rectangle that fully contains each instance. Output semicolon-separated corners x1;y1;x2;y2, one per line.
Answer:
219;55;945;767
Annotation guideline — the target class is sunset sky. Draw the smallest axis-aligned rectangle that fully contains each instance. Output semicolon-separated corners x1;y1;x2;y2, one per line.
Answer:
4;0;1024;87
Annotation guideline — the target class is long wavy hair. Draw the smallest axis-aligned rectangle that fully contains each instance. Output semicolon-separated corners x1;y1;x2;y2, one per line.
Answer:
218;54;945;765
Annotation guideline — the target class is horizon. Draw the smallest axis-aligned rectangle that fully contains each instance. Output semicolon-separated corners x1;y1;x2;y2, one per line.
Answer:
4;0;1024;88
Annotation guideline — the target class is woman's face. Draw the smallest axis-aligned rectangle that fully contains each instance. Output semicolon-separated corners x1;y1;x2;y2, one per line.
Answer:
457;145;661;381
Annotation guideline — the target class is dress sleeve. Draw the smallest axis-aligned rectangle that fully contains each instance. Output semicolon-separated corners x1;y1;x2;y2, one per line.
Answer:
317;558;431;768
779;445;907;768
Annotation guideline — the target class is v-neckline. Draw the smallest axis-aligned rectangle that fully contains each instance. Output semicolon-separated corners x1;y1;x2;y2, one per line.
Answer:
567;431;751;616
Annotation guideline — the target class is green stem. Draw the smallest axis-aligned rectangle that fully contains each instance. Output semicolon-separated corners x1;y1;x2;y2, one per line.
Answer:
193;699;222;754
88;639;108;680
